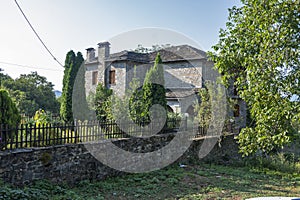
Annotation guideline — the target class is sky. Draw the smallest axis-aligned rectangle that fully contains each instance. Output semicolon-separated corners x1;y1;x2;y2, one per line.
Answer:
0;0;242;91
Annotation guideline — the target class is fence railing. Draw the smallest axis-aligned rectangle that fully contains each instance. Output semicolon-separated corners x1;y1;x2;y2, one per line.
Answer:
0;118;233;151
0;118;185;151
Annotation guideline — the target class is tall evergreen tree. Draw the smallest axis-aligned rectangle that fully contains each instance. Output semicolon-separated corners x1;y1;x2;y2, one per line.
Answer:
0;89;20;126
60;51;84;122
142;53;167;121
72;56;91;121
0;89;21;146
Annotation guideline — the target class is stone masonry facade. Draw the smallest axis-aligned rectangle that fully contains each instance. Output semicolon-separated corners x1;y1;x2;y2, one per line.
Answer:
84;42;247;128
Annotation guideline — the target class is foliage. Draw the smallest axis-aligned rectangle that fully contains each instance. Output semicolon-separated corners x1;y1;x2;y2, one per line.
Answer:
0;89;21;148
33;109;52;126
1;72;59;116
194;86;211;127
142;53;167;121
60;51;84;122
194;81;229;136
72;58;91;121
128;66;144;122
0;163;299;199
0;89;21;126
110;65;146;123
94;54;168;124
244;152;300;175
110;93;130;122
133;44;172;53
91;83;113;121
0;73;12;87
208;0;300;155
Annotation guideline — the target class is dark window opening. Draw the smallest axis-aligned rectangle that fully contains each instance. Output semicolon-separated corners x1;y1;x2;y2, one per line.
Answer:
109;70;116;84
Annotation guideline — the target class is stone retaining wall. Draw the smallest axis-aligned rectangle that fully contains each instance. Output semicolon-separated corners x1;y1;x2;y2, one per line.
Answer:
0;133;240;186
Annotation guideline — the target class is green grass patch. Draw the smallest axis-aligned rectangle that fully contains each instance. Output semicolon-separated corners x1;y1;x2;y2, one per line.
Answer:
0;162;299;200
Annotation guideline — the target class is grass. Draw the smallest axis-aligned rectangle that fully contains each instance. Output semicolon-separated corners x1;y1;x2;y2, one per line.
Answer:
1;162;299;200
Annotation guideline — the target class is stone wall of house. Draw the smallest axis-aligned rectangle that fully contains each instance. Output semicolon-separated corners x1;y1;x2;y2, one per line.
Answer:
164;61;203;89
85;63;98;96
111;60;205;93
0;134;240;186
107;62;127;96
126;62;151;89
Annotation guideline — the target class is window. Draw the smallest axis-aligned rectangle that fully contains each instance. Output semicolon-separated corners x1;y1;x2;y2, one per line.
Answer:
233;104;240;117
92;71;98;85
109;70;116;84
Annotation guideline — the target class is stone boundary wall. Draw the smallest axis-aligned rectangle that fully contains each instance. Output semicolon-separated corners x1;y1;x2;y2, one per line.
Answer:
0;133;240;186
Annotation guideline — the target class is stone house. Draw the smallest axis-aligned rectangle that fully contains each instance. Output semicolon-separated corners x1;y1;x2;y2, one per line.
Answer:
84;42;246;128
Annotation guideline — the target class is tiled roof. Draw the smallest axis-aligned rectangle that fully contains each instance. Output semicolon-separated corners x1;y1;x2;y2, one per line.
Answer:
165;88;197;99
108;51;149;63
148;45;207;62
106;45;207;63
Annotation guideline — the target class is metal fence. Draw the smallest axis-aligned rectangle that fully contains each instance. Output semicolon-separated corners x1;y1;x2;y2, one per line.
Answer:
1;118;192;151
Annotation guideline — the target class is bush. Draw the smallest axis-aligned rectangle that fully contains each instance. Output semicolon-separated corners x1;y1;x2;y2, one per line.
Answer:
0;89;21;126
244;152;300;174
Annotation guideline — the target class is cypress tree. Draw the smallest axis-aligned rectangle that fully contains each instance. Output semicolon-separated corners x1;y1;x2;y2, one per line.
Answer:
60;51;84;122
142;53;167;121
0;89;21;145
72;54;91;121
0;89;21;125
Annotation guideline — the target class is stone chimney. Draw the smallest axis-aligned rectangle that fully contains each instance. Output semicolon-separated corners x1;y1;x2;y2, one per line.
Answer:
97;42;110;62
86;47;95;62
96;42;110;87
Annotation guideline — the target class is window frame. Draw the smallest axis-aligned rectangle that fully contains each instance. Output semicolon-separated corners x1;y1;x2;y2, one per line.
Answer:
109;69;116;85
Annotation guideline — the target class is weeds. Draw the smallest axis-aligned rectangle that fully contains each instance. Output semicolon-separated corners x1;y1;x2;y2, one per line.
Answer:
243;152;300;175
0;162;299;200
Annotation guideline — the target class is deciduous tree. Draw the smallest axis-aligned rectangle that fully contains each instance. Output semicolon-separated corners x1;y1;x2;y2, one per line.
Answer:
2;72;59;116
209;0;300;155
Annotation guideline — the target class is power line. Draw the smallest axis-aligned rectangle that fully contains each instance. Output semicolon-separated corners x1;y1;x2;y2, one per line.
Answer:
14;0;64;68
0;61;63;72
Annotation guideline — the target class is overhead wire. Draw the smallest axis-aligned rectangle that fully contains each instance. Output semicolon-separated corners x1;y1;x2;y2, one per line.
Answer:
14;0;64;68
0;61;63;72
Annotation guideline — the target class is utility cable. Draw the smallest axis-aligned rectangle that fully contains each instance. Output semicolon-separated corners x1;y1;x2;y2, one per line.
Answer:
0;61;63;72
14;0;64;68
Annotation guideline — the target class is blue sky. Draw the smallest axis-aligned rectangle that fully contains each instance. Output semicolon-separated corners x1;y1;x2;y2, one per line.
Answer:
0;0;241;90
